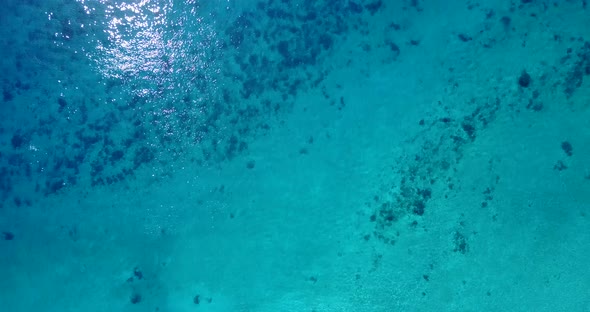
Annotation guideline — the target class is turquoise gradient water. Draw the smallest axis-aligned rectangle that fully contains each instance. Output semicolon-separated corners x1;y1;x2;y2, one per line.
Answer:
1;0;589;311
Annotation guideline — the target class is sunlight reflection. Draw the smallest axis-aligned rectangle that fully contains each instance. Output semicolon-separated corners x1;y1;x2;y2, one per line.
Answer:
73;0;218;88
94;0;171;80
69;0;223;144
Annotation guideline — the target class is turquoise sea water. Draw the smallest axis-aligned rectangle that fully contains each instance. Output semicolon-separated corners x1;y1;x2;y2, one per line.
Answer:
1;0;589;311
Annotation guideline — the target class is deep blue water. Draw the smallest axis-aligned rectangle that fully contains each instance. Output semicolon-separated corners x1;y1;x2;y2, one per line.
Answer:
1;0;590;311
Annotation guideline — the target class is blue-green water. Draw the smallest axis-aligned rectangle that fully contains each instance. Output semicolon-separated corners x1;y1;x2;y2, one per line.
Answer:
1;0;589;311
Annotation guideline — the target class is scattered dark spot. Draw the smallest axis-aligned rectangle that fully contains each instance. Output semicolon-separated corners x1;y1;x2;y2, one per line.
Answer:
248;54;258;66
418;188;432;200
3;89;14;101
372;253;383;270
226;27;245;48
90;161;104;177
130;293;141;304
192;295;211;304
386;41;401;59
58;97;67;112
246;160;256;169
365;0;383;15
308;276;318;283
412;200;426;216
301;11;317;21
458;34;472;42
561;141;573;156
501;16;511;28
348;1;363;13
133;146;155;168
453;231;468;254
389;22;401;30
526;99;543;111
11;134;24;149
319;34;333;50
61;22;75;39
225;135;240;159
462;122;476;140
67;225;79;242
379;203;397;223
3;231;14;240
423;274;429;281
47;179;65;194
518;70;531;88
277;40;290;59
133;267;143;280
299;148;308;155
111;150;124;162
8;153;24;167
564;69;585;97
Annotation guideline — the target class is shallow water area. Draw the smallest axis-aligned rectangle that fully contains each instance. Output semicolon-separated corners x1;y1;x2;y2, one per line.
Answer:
1;0;590;311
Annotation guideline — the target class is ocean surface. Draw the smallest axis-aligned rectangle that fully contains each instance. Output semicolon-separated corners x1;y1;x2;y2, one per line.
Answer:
1;0;589;311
